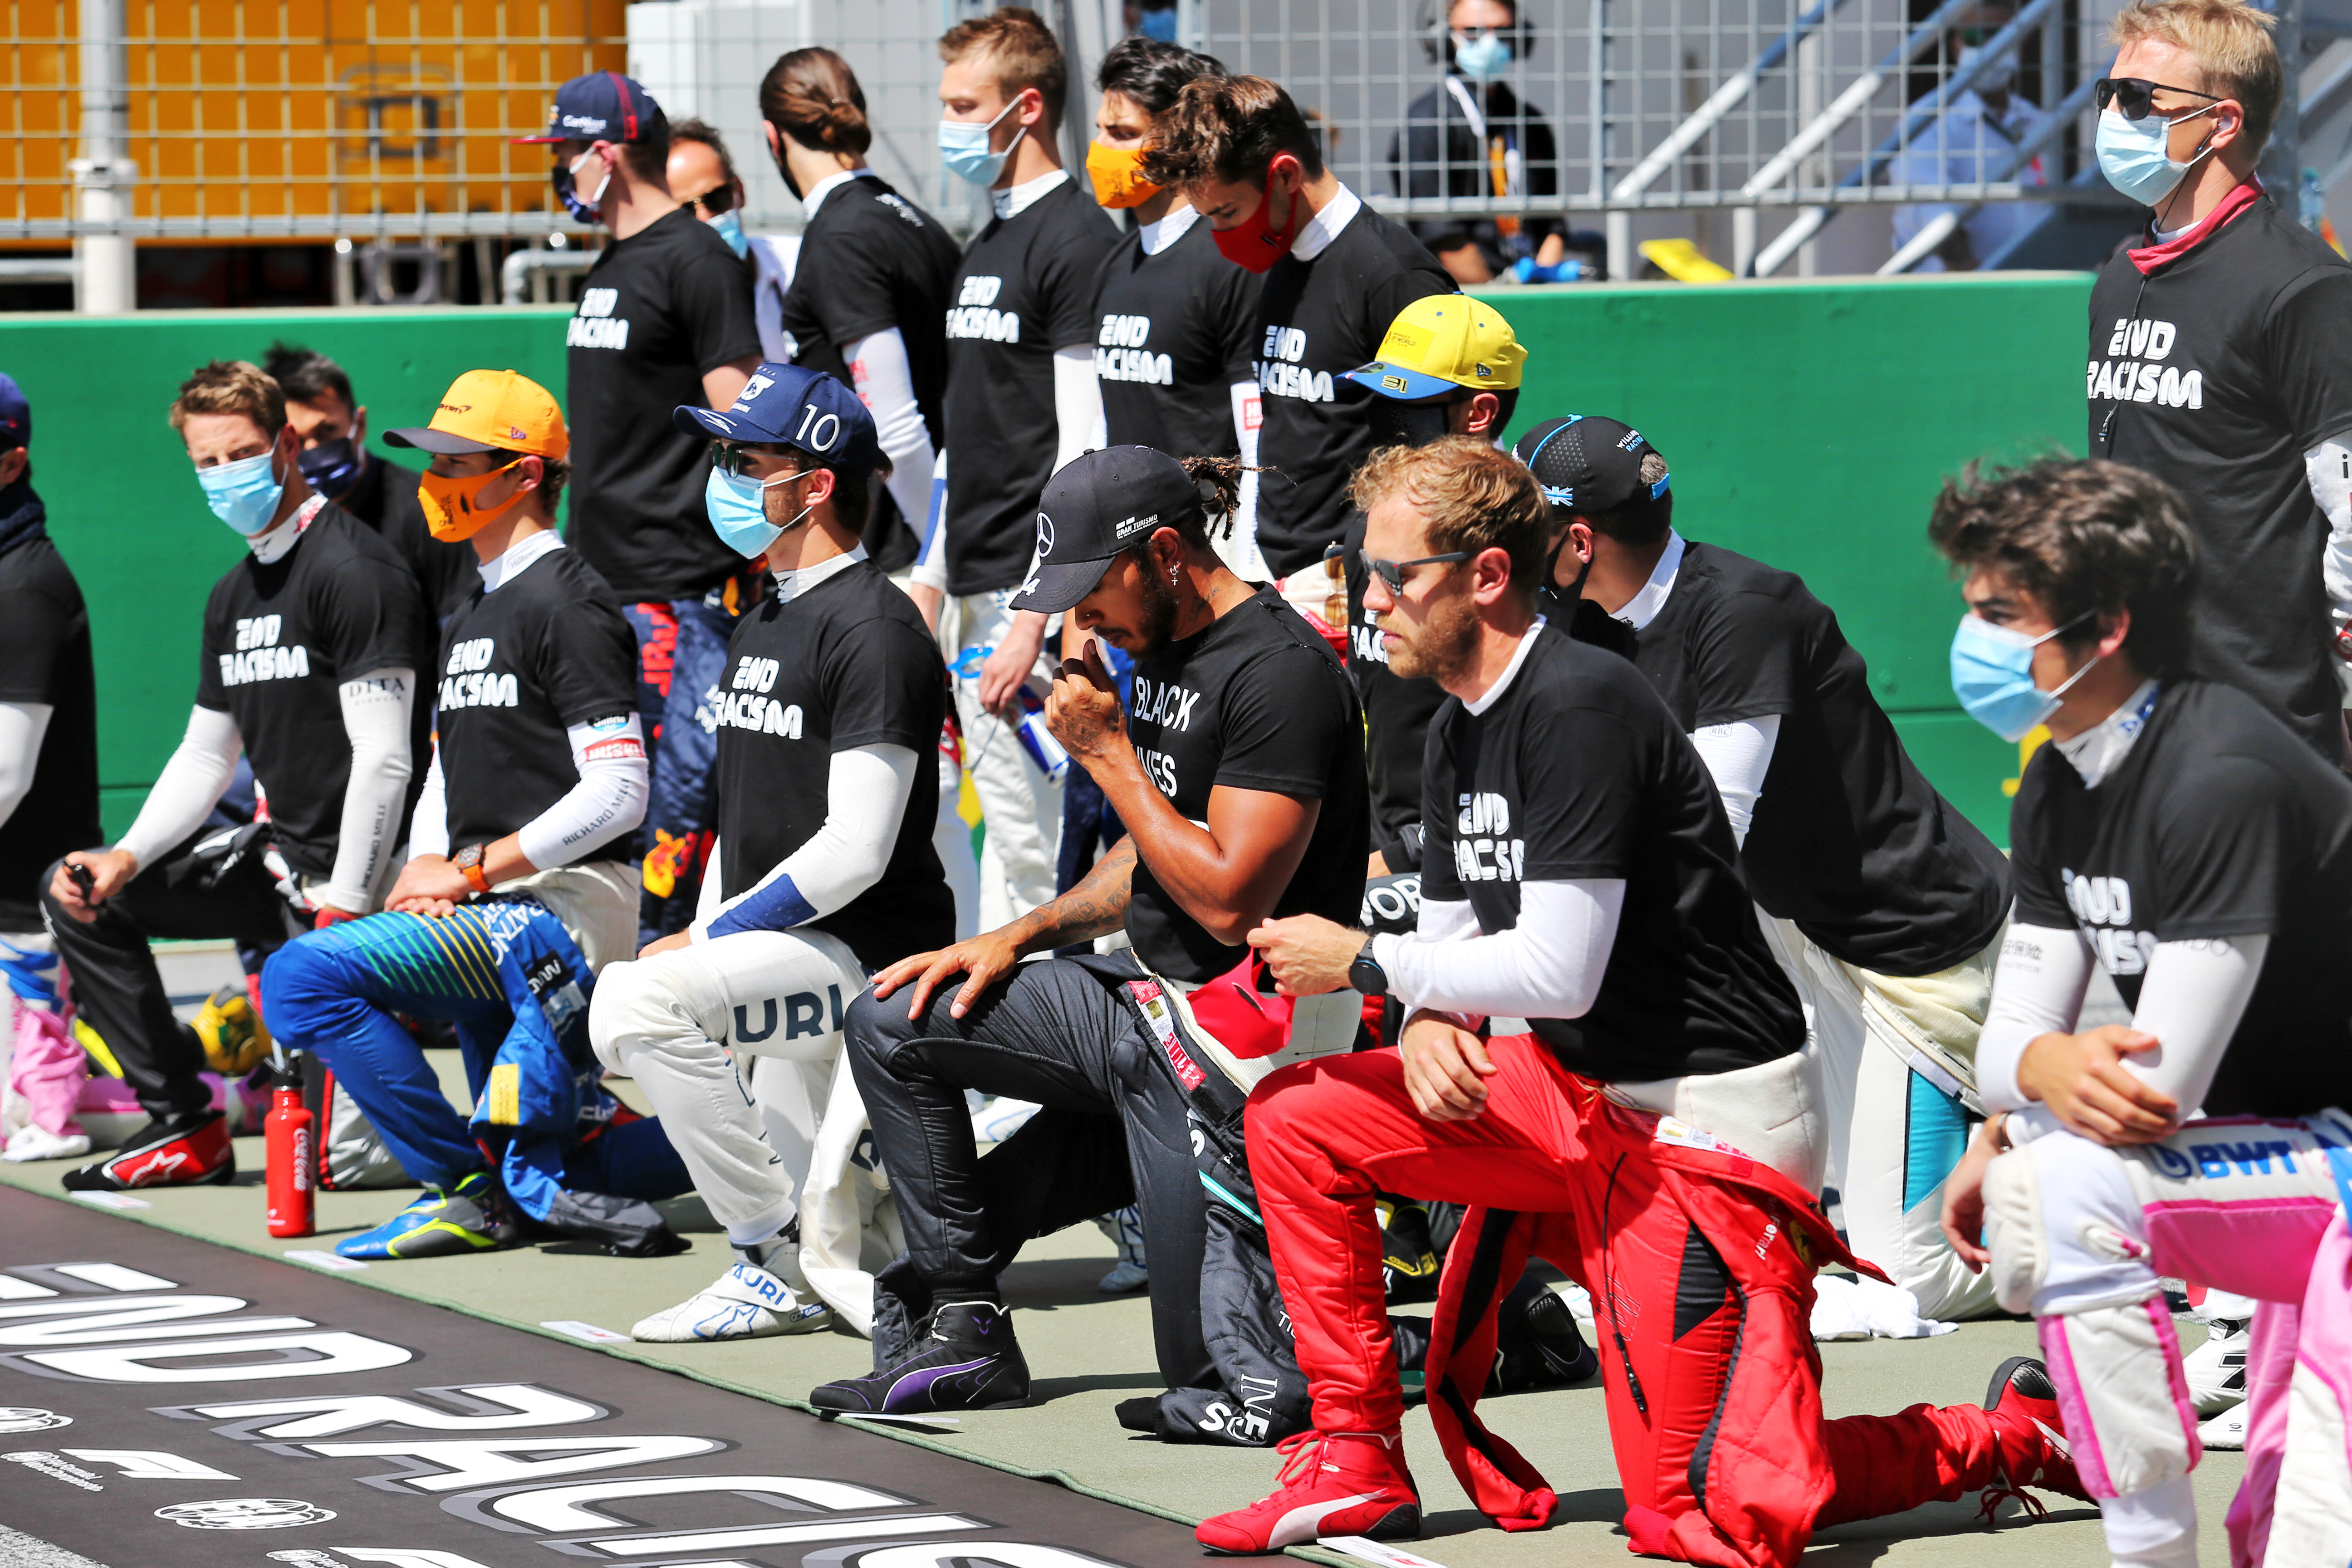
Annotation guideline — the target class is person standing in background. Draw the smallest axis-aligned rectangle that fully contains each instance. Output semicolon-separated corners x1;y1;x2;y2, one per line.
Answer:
262;342;475;622
517;73;763;945
1147;75;1455;594
0;374;98;936
667;120;800;370
1887;5;2047;271
2084;0;2352;759
1386;0;1570;287
911;8;1120;933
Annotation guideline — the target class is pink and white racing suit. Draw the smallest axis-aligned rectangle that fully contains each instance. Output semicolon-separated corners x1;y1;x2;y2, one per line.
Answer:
1983;1108;2352;1566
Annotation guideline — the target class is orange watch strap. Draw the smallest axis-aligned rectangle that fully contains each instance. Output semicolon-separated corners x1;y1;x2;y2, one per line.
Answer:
461;858;493;896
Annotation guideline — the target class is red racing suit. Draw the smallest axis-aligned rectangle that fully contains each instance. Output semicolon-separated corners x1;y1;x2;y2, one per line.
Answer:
1247;1033;2025;1568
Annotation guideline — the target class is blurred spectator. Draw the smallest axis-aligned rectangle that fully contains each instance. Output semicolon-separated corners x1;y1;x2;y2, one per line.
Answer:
1387;0;1567;286
668;118;799;367
263;342;475;621
1887;6;2046;270
0;373;98;936
517;73;762;945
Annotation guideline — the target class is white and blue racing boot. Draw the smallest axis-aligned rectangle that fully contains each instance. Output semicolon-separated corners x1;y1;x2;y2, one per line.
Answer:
632;1230;833;1343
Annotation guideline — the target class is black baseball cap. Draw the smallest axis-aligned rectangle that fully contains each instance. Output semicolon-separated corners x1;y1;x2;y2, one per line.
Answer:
0;373;26;452
1010;446;1203;615
673;363;886;474
514;72;668;145
1512;415;1670;513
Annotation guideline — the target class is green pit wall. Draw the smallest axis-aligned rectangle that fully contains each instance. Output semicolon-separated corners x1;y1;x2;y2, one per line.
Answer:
0;271;2096;847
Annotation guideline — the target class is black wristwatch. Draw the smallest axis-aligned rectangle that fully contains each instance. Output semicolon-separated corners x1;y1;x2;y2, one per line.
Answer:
1347;936;1388;998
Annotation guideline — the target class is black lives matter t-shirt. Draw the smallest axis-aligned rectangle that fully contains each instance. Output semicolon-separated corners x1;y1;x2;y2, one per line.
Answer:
1610;539;2010;975
781;175;961;446
195;506;431;878
1251;203;1454;578
567;206;762;603
2010;677;2352;1118
2089;191;2352;752
435;545;638;852
0;533;99;923
714;560;955;970
941;177;1120;596
340;453;476;622
1421;625;1803;1081
1123;586;1370;983
1091;214;1261;461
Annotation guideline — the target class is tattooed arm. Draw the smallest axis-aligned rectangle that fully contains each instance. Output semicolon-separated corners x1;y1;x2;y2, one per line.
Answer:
869;837;1137;1020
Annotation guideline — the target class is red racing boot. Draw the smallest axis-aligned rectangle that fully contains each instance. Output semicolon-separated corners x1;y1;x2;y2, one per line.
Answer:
61;1110;234;1191
1980;1355;2091;1513
1196;1430;1420;1554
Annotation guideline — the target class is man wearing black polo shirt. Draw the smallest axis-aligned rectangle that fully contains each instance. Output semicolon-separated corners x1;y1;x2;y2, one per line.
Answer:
2084;0;2352;756
593;365;953;1342
45;359;428;1191
912;8;1120;936
0;375;98;936
518;72;762;942
1146;74;1455;582
812;445;1368;1416
1225;438;2080;1558
262;342;473;621
1520;413;2013;1320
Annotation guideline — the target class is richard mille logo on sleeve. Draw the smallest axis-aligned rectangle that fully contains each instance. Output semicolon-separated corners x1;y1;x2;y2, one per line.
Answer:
218;616;311;686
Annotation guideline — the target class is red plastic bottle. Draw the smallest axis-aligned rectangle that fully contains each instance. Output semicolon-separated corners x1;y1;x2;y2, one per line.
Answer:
265;1060;316;1239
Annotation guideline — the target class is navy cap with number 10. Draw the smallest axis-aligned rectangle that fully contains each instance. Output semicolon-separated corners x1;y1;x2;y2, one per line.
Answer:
673;362;887;475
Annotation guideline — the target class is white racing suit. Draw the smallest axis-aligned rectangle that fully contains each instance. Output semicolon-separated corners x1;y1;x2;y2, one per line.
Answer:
587;926;903;1327
1984;1109;2352;1566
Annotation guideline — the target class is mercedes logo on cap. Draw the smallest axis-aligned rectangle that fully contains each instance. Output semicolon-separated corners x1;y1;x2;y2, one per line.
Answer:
1036;512;1056;557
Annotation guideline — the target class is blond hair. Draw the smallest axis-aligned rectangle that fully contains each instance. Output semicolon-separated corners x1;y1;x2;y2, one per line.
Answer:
939;7;1068;132
1349;437;1551;589
169;359;285;440
2111;0;2282;153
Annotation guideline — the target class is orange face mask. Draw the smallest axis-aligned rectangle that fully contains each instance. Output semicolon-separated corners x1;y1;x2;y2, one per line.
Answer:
1086;140;1163;210
418;460;526;542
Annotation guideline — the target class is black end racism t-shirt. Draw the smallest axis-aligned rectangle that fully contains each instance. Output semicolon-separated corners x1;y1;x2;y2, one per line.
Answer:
714;559;955;970
1421;625;1803;1081
941;177;1121;596
2089;192;2352;753
436;545;638;852
1091;213;1262;462
567;206;762;603
781;176;961;448
1123;586;1370;982
1339;509;1447;841
2010;677;2352;1118
1251;202;1455;578
195;506;432;878
0;532;99;923
1608;539;2010;975
340;454;477;622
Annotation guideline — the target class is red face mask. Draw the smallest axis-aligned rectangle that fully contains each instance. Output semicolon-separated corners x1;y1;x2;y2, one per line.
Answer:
1211;157;1303;274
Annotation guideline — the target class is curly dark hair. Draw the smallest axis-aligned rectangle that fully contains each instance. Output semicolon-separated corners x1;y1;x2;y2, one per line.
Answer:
1927;456;2200;680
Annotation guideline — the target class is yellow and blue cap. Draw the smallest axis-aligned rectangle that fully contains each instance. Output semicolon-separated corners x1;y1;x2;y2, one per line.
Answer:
1344;295;1527;401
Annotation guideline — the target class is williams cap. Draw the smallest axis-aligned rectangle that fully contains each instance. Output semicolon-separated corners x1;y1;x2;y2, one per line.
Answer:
514;72;668;144
0;373;27;452
1010;446;1203;615
1512;415;1668;514
385;368;568;459
1345;295;1526;401
672;363;885;474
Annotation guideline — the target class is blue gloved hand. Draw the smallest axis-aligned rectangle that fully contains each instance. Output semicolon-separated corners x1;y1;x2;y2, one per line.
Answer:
1512;257;1586;284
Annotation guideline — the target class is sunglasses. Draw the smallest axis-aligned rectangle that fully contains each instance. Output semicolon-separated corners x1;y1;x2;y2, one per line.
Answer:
681;183;738;217
710;441;803;478
1360;549;1472;593
2094;77;2222;121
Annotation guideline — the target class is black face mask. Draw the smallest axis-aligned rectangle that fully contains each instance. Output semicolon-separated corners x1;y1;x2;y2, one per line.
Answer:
297;436;364;499
1367;396;1462;450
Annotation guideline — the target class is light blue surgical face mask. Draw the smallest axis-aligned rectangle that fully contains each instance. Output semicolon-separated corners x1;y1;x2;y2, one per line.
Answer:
1950;609;2100;742
940;98;1026;187
197;449;287;538
1452;31;1514;82
2095;103;2217;210
706;208;749;259
705;466;813;558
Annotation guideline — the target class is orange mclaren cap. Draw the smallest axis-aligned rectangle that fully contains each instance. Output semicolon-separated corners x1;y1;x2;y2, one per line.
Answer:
384;368;568;461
